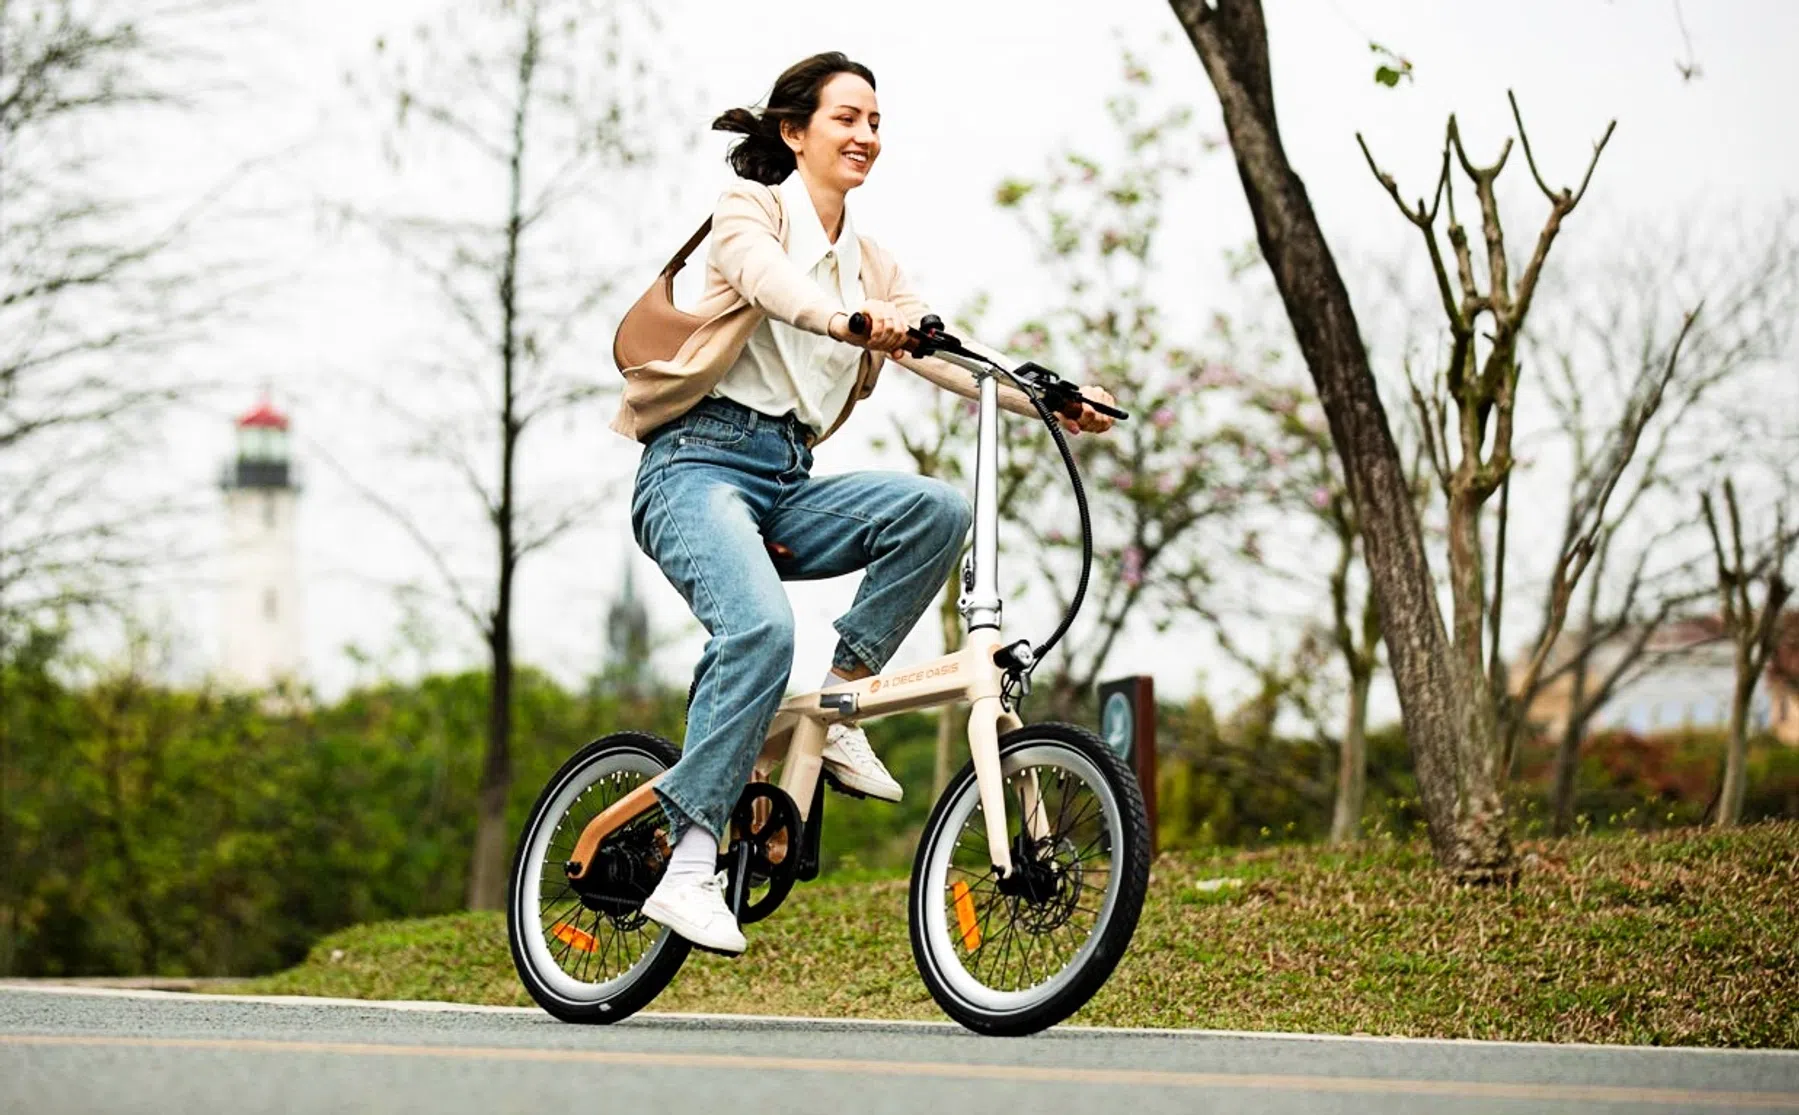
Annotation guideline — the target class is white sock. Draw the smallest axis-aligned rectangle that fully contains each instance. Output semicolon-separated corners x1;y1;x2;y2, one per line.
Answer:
662;823;719;886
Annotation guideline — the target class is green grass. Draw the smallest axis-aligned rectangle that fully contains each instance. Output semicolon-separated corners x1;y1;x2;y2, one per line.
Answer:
225;821;1799;1047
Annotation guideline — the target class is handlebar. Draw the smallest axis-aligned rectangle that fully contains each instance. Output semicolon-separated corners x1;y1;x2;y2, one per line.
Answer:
845;312;1130;423
846;314;1123;707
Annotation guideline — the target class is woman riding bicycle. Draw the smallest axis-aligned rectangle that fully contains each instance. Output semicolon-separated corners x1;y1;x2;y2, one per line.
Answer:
613;52;1118;955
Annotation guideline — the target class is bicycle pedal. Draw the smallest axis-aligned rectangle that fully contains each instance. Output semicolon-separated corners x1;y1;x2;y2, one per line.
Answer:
822;769;871;800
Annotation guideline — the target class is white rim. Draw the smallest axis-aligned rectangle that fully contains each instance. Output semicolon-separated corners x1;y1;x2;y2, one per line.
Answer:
917;741;1124;1016
514;746;678;1005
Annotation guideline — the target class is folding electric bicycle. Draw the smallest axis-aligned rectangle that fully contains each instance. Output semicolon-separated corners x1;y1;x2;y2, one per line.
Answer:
506;315;1150;1036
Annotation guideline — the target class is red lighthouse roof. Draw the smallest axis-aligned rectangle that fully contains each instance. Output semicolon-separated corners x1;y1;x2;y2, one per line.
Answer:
237;400;289;430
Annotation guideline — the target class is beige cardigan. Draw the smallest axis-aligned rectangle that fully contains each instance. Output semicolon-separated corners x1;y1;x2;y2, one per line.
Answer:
610;178;1034;444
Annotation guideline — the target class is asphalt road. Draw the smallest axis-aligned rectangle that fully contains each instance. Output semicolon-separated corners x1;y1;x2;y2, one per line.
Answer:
3;986;1796;1114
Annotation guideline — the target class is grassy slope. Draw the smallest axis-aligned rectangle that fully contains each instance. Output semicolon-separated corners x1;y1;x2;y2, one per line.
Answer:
231;822;1799;1047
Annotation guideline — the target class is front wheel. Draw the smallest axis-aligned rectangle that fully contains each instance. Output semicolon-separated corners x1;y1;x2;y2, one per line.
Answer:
908;722;1150;1036
507;731;690;1023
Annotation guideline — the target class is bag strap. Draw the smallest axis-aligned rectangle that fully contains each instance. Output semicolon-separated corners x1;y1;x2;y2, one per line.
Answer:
662;217;713;277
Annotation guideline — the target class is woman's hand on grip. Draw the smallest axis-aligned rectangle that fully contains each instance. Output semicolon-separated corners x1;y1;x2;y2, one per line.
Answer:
831;300;909;353
1059;385;1118;436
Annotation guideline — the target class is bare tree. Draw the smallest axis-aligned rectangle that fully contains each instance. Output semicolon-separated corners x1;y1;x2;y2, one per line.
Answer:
1357;91;1623;856
0;0;241;640
1700;480;1795;827
345;0;667;909
1170;0;1542;879
1511;213;1799;832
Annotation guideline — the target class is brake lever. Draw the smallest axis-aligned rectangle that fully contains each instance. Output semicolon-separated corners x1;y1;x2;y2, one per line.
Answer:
1014;362;1131;422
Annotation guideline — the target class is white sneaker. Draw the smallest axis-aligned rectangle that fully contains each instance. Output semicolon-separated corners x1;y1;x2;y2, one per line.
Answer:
642;870;747;955
821;722;903;802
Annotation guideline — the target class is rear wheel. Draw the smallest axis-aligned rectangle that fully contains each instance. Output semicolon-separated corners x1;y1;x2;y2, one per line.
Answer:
908;722;1150;1036
507;732;690;1023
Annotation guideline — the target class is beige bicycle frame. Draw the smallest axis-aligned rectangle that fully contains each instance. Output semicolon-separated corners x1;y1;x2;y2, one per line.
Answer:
563;641;1030;880
567;342;1044;882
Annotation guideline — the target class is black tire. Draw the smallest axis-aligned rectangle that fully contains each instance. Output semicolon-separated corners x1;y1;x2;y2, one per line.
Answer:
908;722;1150;1036
507;731;691;1023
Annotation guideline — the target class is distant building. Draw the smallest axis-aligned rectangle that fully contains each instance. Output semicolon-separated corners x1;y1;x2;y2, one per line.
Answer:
1518;615;1799;745
600;551;651;698
218;399;303;689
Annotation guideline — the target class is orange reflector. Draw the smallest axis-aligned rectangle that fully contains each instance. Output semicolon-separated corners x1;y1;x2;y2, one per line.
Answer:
551;921;598;954
950;881;982;952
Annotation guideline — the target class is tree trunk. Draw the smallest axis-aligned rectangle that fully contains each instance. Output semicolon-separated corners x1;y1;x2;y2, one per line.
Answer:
468;613;515;910
1329;664;1371;843
1717;670;1755;827
1170;0;1514;880
466;28;532;911
1550;655;1591;836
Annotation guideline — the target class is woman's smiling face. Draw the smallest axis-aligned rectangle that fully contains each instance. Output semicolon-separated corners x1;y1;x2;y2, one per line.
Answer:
782;71;880;192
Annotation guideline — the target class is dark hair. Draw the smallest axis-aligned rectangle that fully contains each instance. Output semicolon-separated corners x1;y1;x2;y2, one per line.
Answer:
712;52;877;185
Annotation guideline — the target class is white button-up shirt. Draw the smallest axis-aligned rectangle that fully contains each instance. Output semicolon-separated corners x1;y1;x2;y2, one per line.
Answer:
710;172;865;435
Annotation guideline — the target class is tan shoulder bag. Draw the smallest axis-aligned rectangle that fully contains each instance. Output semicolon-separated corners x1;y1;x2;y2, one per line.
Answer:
611;218;713;372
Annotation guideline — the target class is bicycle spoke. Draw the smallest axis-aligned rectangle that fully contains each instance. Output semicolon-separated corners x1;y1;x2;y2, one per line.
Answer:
574;912;601;981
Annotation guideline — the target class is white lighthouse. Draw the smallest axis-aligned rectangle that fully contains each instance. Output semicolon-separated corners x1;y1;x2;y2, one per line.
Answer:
218;398;303;689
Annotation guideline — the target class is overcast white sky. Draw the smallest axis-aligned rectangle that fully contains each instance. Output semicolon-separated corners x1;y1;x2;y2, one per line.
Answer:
106;0;1799;709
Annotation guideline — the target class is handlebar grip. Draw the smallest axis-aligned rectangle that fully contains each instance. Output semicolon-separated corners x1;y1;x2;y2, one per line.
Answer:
847;311;869;336
1052;393;1130;422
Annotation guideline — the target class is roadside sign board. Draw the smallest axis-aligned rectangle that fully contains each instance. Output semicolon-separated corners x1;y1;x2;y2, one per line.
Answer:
1096;675;1157;856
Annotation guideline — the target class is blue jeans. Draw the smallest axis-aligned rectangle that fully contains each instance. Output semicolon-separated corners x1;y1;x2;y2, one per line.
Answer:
630;397;973;839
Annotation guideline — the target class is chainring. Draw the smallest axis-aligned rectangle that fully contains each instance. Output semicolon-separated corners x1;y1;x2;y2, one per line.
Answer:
724;782;802;925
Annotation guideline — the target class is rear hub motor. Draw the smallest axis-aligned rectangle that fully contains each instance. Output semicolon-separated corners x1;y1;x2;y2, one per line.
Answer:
566;824;667;930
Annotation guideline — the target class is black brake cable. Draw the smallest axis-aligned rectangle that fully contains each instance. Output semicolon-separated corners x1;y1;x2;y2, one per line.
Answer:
994;384;1094;708
1025;393;1092;662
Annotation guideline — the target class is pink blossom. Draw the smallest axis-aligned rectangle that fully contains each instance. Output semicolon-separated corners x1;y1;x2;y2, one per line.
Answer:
1157;472;1179;494
1121;546;1144;587
1151;407;1176;430
1196;364;1242;388
1267;447;1289;468
1111;472;1134;491
1310;486;1332;511
1046;528;1067;545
